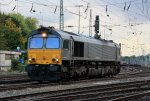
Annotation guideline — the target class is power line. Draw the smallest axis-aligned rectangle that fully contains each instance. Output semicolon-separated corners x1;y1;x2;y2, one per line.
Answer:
2;0;149;34
20;0;56;7
100;0;150;20
0;0;14;5
44;0;56;5
84;0;150;37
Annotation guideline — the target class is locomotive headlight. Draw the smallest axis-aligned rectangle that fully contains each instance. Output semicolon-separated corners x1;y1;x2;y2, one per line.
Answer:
56;58;59;62
28;58;35;62
52;58;59;63
42;32;47;37
29;58;32;61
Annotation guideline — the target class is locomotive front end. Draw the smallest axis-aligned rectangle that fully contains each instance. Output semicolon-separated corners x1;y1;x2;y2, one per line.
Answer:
26;27;62;81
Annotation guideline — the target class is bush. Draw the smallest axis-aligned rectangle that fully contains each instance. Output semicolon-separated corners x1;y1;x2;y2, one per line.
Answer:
11;58;25;72
16;64;26;72
11;58;19;70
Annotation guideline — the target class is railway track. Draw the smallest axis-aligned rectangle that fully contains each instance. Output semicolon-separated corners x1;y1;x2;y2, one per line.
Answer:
0;67;150;100
0;67;150;92
0;65;146;82
0;73;31;84
0;79;150;101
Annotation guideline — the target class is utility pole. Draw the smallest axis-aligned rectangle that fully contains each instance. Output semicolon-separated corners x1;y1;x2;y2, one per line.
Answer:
60;0;64;30
17;0;18;13
89;9;92;36
76;5;83;34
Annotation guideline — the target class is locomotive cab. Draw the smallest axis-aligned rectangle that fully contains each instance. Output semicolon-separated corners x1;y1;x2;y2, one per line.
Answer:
26;27;62;81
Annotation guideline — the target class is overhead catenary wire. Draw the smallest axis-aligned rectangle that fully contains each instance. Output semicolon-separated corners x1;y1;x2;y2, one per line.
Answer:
2;0;148;21
99;0;150;19
1;0;149;37
0;0;14;5
3;0;147;26
3;0;147;29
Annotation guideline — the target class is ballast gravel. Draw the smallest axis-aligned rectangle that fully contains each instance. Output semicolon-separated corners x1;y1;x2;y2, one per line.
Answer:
0;76;150;98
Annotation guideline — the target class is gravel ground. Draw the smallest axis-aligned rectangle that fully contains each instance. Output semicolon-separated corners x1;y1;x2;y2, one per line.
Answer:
132;95;150;101
0;76;150;98
0;66;149;99
0;71;26;75
120;67;143;74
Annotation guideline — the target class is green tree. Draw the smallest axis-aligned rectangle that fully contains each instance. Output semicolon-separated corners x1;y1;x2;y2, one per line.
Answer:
25;17;38;36
0;35;8;50
0;12;38;50
0;13;9;50
9;13;38;36
8;13;38;49
8;13;29;37
4;18;22;50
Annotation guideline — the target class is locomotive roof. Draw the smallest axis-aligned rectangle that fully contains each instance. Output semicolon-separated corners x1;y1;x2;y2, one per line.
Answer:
56;30;118;47
29;27;120;48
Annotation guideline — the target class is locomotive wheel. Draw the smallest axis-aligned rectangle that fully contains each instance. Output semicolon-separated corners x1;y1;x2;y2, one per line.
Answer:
66;72;70;81
117;66;121;74
59;72;70;81
61;72;68;81
81;71;86;79
107;69;112;77
73;72;79;80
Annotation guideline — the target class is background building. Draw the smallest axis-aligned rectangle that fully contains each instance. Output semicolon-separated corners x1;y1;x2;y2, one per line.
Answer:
0;51;21;71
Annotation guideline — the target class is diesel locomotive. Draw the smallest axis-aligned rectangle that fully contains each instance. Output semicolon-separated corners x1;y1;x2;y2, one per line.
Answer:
26;27;121;81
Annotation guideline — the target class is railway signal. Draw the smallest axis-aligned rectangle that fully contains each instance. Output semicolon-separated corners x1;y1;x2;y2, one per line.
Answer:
95;15;99;34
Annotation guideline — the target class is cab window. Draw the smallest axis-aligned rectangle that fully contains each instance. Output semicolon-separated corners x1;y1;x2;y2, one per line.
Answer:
63;40;69;49
30;38;43;48
46;37;60;49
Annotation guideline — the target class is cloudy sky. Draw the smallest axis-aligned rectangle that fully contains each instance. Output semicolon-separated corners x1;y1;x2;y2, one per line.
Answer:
1;0;150;56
